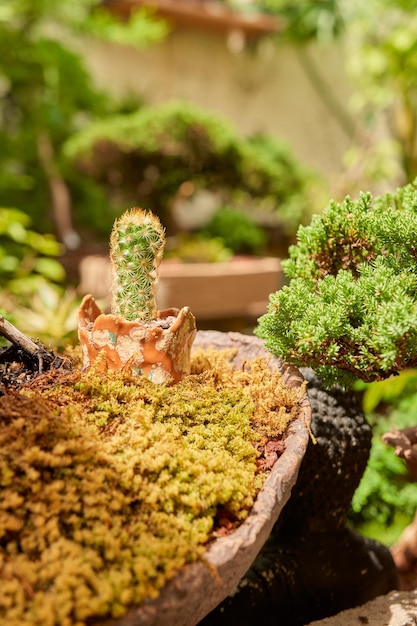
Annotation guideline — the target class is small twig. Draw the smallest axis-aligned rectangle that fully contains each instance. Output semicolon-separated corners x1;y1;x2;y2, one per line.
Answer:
383;427;417;481
382;429;412;449
0;315;40;357
0;315;53;374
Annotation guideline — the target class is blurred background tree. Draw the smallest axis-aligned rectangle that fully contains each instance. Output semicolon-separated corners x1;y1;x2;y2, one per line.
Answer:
0;0;168;343
259;0;417;192
3;0;417;249
0;0;318;256
342;0;417;188
0;0;168;248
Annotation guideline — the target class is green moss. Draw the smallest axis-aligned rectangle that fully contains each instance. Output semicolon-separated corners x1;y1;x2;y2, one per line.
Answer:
0;348;302;625
256;181;417;387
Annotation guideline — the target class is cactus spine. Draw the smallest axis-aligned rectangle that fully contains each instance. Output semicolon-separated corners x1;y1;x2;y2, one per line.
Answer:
110;208;165;322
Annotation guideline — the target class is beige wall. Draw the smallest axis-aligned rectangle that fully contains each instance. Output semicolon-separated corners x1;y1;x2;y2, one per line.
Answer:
83;27;354;183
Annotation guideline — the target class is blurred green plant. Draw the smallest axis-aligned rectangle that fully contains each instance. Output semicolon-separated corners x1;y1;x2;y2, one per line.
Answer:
64;100;315;241
343;0;417;184
247;1;417;190
0;207;65;290
5;280;80;349
349;373;417;545
0;206;80;348
260;0;344;41
201;207;267;256
165;234;233;264
0;0;322;255
358;368;417;416
0;0;167;246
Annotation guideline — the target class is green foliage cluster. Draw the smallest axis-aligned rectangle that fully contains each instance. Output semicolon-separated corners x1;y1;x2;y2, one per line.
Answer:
7;281;80;349
260;0;344;41
64;101;314;238
0;207;64;290
344;0;417;182
0;207;80;349
0;0;166;240
0;349;300;624
0;0;317;255
256;181;417;387
221;0;344;41
202;207;267;256
165;233;233;264
350;370;417;544
0;3;101;234
243;0;417;188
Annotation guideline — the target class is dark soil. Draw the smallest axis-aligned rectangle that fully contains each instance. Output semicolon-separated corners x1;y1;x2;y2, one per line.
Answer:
0;342;71;394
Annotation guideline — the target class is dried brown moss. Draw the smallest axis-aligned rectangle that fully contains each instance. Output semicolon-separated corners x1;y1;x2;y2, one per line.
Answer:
0;348;303;626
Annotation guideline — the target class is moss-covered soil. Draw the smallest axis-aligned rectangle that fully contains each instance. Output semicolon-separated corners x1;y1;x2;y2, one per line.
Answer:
0;347;303;626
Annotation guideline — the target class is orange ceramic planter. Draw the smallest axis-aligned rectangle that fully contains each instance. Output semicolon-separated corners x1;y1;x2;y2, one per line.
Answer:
77;294;196;384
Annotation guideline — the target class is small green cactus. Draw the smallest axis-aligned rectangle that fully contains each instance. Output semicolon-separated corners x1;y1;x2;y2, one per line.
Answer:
110;208;165;322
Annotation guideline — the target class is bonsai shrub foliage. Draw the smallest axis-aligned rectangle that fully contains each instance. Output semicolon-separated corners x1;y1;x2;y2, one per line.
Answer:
257;180;417;388
257;180;417;542
64;101;315;240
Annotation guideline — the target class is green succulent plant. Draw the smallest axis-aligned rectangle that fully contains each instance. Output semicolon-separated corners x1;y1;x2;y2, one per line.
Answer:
109;208;166;322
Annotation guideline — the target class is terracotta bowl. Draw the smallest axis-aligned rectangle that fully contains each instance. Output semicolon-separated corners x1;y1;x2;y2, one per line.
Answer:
98;330;312;626
77;294;196;384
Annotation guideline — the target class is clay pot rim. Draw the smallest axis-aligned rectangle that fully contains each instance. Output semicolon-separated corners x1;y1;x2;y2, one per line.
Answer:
78;294;189;332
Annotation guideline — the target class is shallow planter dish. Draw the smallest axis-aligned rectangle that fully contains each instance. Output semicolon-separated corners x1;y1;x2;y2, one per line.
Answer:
99;330;311;626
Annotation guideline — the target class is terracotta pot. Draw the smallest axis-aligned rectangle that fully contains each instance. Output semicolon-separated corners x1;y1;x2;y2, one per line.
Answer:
99;330;311;626
77;294;196;384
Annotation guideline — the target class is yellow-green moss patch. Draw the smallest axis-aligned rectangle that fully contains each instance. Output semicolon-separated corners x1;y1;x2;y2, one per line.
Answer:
0;348;303;626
